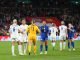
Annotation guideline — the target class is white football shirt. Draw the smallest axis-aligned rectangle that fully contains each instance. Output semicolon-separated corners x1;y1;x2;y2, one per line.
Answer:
59;25;67;35
9;24;19;35
49;27;58;35
19;24;28;35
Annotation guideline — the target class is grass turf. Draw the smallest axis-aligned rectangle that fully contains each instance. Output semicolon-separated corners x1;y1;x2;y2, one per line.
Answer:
0;40;80;60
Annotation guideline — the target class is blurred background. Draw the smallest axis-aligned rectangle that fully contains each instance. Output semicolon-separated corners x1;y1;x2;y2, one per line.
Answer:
0;0;80;35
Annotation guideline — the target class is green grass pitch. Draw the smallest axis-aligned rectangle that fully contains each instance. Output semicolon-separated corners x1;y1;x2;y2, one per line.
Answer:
0;40;80;60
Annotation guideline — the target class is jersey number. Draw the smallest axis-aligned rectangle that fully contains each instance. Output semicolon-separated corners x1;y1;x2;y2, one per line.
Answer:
53;29;54;32
61;27;63;30
13;27;15;32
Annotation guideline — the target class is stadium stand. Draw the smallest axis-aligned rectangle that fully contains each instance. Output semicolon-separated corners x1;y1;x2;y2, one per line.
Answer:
0;0;80;35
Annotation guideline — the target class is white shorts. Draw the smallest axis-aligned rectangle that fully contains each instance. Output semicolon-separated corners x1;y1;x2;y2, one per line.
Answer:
18;34;28;42
50;34;56;41
10;34;19;42
59;34;67;40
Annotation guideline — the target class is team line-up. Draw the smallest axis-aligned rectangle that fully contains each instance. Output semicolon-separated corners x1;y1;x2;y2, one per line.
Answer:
9;18;77;56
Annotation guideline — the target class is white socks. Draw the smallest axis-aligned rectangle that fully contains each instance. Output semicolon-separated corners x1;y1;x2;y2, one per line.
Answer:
63;42;66;49
60;42;66;50
60;42;62;50
12;45;15;55
52;42;56;47
12;45;23;55
18;45;23;54
24;43;27;54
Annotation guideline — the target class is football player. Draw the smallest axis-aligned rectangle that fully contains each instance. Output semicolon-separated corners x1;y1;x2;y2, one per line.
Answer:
59;21;67;51
27;20;40;55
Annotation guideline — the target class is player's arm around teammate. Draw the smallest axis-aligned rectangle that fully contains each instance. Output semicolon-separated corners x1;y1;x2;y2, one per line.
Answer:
18;19;28;55
9;19;23;56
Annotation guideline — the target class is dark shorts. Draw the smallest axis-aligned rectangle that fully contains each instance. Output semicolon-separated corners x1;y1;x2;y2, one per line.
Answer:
68;36;74;40
41;36;48;42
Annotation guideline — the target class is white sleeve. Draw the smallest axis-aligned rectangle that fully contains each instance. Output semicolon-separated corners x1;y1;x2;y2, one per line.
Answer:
19;25;23;32
9;25;12;33
18;25;20;30
49;27;51;30
18;25;21;30
56;28;58;32
66;26;67;29
65;26;67;34
18;25;21;32
59;26;60;30
26;25;29;29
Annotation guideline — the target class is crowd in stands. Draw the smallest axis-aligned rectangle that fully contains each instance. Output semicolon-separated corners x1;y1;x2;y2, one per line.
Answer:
0;0;80;35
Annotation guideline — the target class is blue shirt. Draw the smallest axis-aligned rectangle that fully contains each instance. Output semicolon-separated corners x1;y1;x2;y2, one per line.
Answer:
68;27;76;37
40;25;49;37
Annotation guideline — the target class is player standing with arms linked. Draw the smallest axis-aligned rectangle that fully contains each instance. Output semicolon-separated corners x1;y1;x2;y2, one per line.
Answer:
19;19;28;55
68;23;76;51
9;19;23;56
27;20;40;55
49;23;58;50
40;21;49;54
59;21;67;51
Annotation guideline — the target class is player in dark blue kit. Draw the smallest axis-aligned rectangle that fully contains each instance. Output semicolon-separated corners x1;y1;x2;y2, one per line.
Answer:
40;21;49;54
68;23;76;51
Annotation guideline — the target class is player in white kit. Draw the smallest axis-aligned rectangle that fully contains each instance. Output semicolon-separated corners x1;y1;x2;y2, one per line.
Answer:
9;19;23;56
49;23;58;50
19;19;28;55
59;21;67;51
